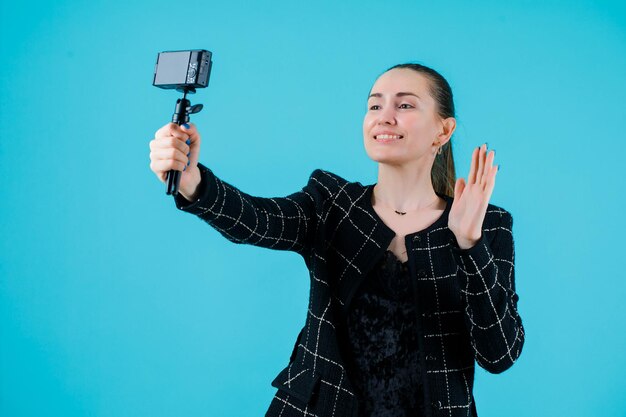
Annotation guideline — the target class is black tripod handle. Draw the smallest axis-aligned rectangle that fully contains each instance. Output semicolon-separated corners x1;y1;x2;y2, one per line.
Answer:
165;166;182;196
165;92;202;196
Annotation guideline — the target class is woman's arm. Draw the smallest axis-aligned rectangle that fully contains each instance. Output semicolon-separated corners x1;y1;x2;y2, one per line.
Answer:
173;162;326;258
450;210;525;374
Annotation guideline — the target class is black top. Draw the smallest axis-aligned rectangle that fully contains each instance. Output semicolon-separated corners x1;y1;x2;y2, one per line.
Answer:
344;249;426;417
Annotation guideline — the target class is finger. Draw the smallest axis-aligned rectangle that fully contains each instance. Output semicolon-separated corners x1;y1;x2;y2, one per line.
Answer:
154;122;178;139
476;143;486;185
180;123;201;147
155;122;190;141
483;150;495;190
150;158;188;174
484;164;498;198
150;147;189;165
179;122;198;137
149;161;168;184
180;123;201;168
150;136;190;155
468;146;479;184
169;124;190;141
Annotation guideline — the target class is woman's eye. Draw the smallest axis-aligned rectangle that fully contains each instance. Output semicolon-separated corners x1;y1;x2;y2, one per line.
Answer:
369;104;413;110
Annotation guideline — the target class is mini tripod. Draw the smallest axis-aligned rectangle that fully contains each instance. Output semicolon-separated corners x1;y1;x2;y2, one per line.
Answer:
166;87;203;196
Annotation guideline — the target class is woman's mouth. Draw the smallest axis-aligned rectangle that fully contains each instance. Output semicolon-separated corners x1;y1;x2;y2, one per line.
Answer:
374;134;403;143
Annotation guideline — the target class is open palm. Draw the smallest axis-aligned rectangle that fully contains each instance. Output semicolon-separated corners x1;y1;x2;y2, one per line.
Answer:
448;143;499;249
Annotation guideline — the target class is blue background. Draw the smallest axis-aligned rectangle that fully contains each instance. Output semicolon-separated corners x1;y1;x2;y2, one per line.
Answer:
1;1;625;416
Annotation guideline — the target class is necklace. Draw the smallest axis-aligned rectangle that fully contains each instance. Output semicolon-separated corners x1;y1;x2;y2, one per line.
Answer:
376;195;441;215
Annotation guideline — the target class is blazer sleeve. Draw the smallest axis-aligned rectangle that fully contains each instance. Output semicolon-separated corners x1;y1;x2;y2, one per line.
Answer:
450;209;525;374
172;162;324;258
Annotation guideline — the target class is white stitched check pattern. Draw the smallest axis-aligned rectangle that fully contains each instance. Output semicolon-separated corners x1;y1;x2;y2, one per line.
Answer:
173;163;525;417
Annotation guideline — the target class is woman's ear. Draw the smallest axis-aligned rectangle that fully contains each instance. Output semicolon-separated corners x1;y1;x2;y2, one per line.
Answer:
437;117;456;146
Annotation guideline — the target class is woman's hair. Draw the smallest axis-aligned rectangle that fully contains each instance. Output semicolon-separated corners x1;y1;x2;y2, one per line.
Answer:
383;63;457;197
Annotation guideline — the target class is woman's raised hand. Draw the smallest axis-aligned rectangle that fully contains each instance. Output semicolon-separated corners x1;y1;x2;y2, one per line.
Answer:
149;122;202;200
448;143;499;250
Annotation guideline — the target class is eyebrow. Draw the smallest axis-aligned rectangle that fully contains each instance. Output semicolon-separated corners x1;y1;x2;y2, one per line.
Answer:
368;92;422;100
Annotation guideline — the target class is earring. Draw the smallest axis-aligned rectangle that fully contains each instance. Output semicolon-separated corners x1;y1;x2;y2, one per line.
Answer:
436;143;443;155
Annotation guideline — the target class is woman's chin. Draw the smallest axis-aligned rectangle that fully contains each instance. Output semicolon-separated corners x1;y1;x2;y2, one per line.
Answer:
365;152;408;165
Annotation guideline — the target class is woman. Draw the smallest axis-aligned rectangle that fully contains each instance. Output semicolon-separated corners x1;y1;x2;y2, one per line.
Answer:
149;63;525;417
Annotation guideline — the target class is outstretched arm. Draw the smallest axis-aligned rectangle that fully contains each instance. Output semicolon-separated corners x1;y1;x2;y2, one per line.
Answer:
173;163;326;258
150;122;326;258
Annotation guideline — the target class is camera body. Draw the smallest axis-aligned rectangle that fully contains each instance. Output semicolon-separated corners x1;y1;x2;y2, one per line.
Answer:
153;49;212;91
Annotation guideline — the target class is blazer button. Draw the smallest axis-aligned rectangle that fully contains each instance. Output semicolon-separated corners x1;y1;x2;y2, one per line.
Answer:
431;400;442;410
412;235;421;243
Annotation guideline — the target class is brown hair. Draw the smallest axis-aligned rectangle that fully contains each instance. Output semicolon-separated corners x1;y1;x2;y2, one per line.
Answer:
382;63;457;197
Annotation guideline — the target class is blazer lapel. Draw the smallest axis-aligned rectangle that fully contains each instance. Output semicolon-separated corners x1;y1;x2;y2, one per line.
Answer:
326;182;395;315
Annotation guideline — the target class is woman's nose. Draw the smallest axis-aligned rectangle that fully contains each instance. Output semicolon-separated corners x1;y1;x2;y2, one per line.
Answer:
377;107;396;125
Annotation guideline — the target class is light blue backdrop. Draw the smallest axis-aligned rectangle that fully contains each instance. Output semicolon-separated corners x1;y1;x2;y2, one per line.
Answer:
1;0;625;416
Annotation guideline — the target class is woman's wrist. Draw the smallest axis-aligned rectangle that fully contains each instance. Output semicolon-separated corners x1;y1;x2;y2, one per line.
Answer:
455;235;481;250
179;167;202;202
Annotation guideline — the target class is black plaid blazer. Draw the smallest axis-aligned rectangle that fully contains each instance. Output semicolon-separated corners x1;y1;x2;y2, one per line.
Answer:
173;162;525;417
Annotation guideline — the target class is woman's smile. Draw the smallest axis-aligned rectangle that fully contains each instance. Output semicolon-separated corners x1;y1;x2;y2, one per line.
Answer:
374;135;403;143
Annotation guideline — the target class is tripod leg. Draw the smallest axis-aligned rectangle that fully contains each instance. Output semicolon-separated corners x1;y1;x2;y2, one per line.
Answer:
166;169;180;195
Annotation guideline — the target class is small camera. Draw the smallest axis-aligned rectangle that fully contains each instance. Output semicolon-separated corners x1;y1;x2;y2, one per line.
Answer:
153;49;212;91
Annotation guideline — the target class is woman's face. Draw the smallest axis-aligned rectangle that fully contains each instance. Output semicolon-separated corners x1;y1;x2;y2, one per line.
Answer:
363;68;450;167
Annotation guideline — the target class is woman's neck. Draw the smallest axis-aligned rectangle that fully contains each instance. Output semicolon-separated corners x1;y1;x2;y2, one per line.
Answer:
374;162;442;212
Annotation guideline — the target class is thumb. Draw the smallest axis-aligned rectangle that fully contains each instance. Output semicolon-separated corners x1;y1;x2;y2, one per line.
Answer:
180;122;201;166
180;122;201;146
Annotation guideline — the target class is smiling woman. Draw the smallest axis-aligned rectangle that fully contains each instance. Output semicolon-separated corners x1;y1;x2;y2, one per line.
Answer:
150;61;523;417
363;64;460;255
